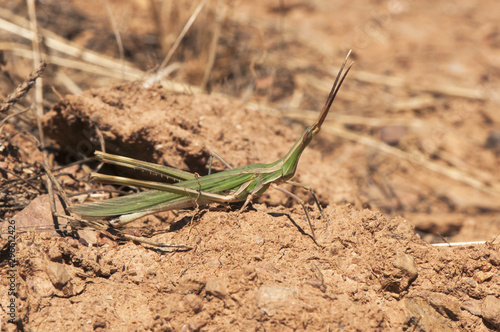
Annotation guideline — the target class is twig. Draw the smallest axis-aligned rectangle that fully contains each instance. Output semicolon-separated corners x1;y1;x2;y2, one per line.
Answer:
432;241;487;247
201;0;225;92
3;43;140;80
54;70;83;95
158;0;208;72
52;213;192;251
0;10;137;73
322;124;500;196
141;62;182;88
0;108;31;136
118;233;193;251
306;68;488;102
350;69;487;100
27;0;71;233
27;0;43;143
148;0;166;53
1;42;199;94
0;166;44;193
0;61;47;113
104;0;125;79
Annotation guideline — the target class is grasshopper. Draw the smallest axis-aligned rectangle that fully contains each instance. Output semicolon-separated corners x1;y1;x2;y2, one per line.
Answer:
69;51;352;243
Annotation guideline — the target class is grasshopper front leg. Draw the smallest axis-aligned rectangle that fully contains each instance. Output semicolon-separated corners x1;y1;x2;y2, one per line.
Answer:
271;183;319;244
284;180;326;219
208;151;233;174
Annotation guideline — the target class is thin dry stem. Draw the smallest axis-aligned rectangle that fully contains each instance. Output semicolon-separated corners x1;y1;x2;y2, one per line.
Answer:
27;0;71;229
159;0;208;71
0;10;136;73
27;0;43;143
0;108;31;136
149;0;166;53
351;70;487;100
105;0;125;79
323;124;500;196
432;241;487;247
0;8;204;93
201;0;225;92
54;71;83;95
0;61;47;114
1;42;199;93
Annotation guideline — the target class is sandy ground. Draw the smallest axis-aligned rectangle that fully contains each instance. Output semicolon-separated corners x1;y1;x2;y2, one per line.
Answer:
1;0;500;331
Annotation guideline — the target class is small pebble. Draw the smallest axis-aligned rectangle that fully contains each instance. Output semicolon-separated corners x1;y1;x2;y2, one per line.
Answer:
45;261;71;289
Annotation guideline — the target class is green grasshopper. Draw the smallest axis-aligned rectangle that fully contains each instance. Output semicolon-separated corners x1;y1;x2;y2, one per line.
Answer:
69;51;352;243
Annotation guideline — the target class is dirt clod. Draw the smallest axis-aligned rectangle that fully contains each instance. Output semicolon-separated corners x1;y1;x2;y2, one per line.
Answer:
45;261;71;289
481;295;500;329
205;278;228;299
401;298;456;332
418;291;461;321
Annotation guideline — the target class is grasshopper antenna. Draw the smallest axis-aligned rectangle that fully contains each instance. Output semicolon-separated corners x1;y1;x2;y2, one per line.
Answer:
316;50;354;130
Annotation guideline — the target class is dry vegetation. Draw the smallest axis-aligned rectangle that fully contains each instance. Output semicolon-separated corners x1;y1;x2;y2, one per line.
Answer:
1;0;500;331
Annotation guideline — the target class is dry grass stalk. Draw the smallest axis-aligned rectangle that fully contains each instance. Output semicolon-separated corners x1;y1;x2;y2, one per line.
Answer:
351;70;487;100
0;61;46;113
158;0;209;71
432;241;490;247
323;124;500;196
104;0;125;78
201;0;225;92
0;10;196;92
